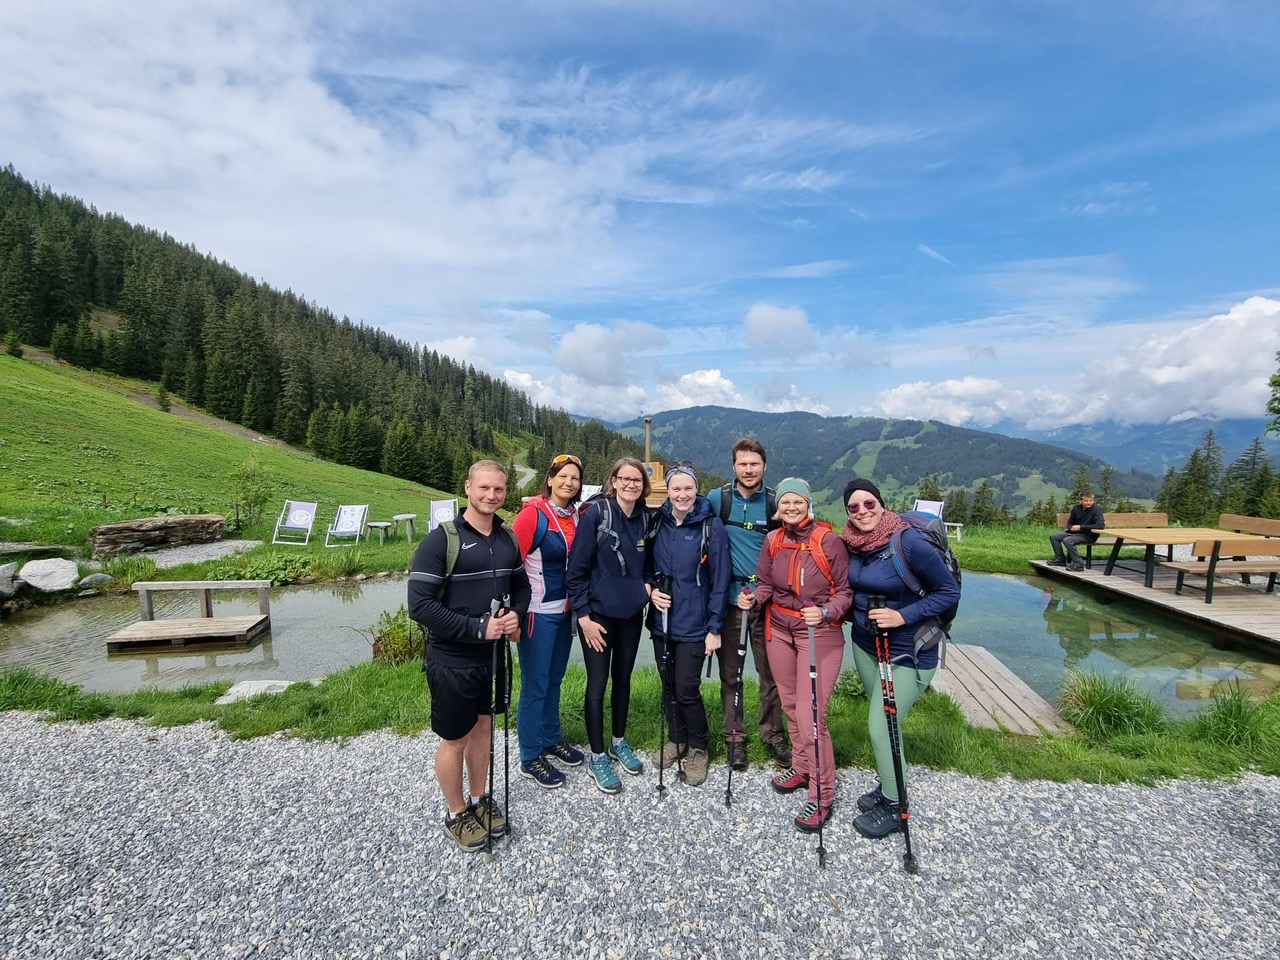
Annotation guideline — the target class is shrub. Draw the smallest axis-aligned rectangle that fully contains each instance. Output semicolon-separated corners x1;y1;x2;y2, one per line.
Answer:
100;554;158;589
209;550;312;586
832;667;866;703
313;548;365;579
1060;671;1167;741
366;604;423;667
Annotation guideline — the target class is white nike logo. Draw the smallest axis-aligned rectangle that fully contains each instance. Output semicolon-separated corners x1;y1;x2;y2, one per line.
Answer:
461;542;477;550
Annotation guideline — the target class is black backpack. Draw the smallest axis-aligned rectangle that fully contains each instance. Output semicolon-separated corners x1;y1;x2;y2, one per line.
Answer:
716;483;781;533
586;496;648;576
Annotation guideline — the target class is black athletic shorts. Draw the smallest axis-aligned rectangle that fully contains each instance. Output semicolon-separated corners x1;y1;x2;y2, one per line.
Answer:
425;653;510;742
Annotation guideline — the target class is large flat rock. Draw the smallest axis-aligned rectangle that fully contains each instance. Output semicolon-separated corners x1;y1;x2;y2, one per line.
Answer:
88;514;226;559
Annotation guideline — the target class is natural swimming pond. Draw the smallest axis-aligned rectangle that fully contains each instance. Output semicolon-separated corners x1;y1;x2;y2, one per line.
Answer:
2;573;1278;714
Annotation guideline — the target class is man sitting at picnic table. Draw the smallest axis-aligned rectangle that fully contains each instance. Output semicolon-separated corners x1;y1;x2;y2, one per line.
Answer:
1048;492;1105;571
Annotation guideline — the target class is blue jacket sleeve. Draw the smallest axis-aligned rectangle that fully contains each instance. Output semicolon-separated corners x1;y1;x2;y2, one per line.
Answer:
565;501;601;620
706;517;732;634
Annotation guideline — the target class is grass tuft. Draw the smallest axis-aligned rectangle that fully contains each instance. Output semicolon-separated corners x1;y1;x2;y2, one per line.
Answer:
1059;670;1168;741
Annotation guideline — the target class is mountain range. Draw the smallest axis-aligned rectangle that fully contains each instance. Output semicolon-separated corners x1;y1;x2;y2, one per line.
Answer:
615;406;1168;517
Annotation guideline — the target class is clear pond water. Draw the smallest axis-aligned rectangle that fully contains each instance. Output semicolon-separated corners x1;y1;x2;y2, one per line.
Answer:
2;573;1278;714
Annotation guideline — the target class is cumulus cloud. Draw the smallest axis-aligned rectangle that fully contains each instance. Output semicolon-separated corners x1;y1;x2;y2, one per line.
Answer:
744;303;814;352
504;368;648;422
557;321;667;385
654;369;745;410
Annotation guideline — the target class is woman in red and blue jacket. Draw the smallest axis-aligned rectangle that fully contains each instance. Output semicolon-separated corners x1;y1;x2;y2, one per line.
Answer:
511;454;583;790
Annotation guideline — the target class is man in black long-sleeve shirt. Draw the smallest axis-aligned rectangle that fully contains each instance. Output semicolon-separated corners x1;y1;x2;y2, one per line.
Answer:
1049;492;1105;571
408;459;530;853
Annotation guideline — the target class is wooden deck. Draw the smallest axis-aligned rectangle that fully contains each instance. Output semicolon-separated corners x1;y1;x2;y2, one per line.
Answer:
1030;559;1280;651
931;644;1073;736
106;615;271;652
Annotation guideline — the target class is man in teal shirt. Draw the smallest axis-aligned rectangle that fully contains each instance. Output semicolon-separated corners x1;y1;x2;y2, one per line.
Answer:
706;438;791;769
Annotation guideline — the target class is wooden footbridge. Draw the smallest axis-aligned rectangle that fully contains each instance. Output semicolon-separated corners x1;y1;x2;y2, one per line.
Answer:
106;580;272;653
931;644;1073;736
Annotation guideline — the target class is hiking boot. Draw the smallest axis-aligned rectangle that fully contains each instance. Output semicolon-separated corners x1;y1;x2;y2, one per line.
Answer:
726;739;748;772
608;738;644;776
856;781;884;813
764;740;793;769
443;808;488;852
519;756;566;789
853;797;904;839
794;800;834;833
469;794;508;839
653;741;687;769
1067;561;1085;572
1045;557;1065;566
770;767;809;794
681;748;709;787
588;753;622;794
542;740;584;767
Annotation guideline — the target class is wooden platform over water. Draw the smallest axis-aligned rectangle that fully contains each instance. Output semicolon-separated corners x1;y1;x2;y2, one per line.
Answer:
932;644;1073;736
1030;559;1280;651
106;615;270;653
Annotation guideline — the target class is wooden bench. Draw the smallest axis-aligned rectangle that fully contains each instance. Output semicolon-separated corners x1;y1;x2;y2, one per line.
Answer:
1164;539;1280;604
1218;513;1280;538
106;580;273;652
1056;511;1169;569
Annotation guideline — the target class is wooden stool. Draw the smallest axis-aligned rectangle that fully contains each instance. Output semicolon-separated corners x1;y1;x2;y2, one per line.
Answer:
366;521;392;545
392;513;417;542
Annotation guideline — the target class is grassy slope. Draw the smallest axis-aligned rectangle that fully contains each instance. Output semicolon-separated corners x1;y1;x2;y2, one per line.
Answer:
0;354;452;547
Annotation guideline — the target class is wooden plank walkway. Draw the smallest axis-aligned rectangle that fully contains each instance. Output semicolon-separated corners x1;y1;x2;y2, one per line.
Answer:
931;644;1073;736
106;615;270;653
1030;559;1280;651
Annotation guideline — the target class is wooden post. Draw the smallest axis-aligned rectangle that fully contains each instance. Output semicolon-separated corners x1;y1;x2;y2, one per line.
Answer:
139;588;155;621
200;589;213;619
257;586;271;617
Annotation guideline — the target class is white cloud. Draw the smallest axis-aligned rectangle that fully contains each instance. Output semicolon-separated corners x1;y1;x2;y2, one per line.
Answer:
744;303;814;352
742;167;845;192
654;369;745;410
1061;180;1154;218
764;259;851;278
504;368;648;422
917;243;954;266
557;321;667;385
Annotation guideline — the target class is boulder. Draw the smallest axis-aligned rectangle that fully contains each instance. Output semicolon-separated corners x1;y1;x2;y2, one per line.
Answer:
87;514;227;559
17;558;81;593
0;561;17;599
78;572;115;589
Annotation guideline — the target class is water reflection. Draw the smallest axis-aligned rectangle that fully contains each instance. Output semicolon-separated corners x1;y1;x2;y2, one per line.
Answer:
2;572;1278;712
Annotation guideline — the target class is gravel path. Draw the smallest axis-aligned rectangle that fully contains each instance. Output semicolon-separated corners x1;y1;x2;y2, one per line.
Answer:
1;713;1276;959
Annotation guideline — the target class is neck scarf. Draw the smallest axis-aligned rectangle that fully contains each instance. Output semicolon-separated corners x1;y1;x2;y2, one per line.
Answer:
842;510;908;555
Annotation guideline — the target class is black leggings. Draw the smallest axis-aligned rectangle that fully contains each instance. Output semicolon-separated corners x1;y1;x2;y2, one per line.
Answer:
654;636;710;751
579;613;644;755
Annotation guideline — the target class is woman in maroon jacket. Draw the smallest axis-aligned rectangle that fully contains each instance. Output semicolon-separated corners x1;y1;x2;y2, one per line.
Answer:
737;477;851;832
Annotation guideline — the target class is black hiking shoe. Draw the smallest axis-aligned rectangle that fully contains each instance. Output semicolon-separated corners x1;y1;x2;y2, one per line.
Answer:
726;739;748;771
1046;558;1065;566
856;781;884;813
1067;561;1085;572
764;740;793;769
853;797;904;839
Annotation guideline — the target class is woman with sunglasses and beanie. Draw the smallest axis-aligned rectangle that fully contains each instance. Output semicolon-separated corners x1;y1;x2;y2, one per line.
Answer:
565;457;652;794
645;462;731;788
511;453;585;789
736;477;851;832
841;478;960;838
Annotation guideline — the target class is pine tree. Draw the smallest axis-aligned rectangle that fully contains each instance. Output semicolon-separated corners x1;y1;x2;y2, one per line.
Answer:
969;481;998;526
72;316;97;368
1067;464;1093;503
1200;428;1224;499
943;487;970;525
1096;464;1116;512
381;418;419;479
3;330;23;357
50;322;73;360
916;472;943;502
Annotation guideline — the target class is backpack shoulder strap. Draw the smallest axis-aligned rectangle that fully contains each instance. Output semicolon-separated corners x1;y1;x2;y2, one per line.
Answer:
593;499;614;548
766;526;784;557
765;486;781;532
717;483;732;524
888;529;926;598
807;523;835;585
442;521;461;579
501;524;520;558
530;507;549;552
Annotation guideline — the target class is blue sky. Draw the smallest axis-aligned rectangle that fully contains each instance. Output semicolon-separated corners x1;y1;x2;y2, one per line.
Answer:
3;0;1279;428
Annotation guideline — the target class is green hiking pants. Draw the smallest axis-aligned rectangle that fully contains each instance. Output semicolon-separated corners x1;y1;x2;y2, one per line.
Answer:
852;643;935;804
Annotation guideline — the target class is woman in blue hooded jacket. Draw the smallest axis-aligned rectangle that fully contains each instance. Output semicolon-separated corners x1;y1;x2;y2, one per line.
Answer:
842;478;960;840
644;463;731;788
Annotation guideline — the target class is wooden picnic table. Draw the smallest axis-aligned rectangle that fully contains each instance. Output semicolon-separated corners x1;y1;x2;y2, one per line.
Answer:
1101;528;1269;588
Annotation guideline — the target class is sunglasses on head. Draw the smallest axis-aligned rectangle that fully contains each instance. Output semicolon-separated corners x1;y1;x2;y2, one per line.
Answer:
550;454;582;468
847;498;879;514
665;460;694;471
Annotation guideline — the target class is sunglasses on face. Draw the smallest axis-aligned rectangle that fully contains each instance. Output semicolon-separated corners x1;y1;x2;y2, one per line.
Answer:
551;454;582;468
847;499;879;515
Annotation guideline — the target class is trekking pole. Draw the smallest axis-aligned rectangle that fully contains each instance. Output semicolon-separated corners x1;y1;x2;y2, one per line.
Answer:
869;595;918;875
724;587;752;808
655;572;671;801
485;598;501;864
497;594;512;838
804;602;826;869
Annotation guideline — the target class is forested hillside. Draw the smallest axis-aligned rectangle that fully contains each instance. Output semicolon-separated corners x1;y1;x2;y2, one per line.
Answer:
0;167;641;490
627;406;1160;518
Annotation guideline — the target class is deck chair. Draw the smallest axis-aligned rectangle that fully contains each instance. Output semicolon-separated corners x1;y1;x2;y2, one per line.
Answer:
429;498;458;531
325;504;369;547
273;501;318;545
913;499;946;519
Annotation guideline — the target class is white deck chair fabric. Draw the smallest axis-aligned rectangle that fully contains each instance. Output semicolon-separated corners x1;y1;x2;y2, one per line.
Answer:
325;504;369;547
913;499;946;519
429;499;458;531
273;500;318;545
